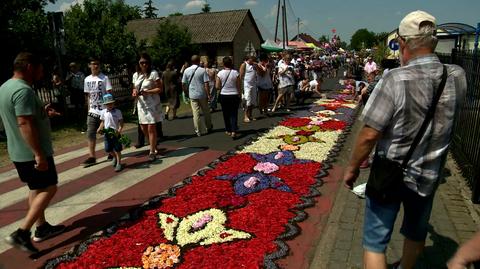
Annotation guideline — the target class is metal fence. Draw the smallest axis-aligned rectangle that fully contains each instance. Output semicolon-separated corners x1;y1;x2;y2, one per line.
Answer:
438;49;480;203
35;70;133;115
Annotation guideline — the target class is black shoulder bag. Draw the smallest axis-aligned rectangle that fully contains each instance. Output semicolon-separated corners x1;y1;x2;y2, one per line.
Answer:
365;65;448;203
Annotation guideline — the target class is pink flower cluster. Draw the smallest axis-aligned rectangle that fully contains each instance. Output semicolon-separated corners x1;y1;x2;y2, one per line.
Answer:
243;177;260;188
192;214;213;230
274;152;285;160
253;162;279;174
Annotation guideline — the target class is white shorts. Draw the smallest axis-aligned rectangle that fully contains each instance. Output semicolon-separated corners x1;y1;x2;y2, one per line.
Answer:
243;85;258;107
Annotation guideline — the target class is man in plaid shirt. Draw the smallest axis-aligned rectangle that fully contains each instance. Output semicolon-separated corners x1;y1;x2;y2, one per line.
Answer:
343;11;467;269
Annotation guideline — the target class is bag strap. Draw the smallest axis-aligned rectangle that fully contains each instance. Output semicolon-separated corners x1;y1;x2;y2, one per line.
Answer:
219;70;232;93
401;65;448;168
187;66;200;89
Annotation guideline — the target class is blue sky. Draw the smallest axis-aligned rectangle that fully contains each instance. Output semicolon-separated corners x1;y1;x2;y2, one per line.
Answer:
47;0;480;42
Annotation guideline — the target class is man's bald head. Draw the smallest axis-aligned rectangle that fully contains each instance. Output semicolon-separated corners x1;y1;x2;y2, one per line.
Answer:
191;55;200;64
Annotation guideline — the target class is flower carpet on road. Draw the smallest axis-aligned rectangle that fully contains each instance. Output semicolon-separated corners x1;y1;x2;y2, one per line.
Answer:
46;96;357;269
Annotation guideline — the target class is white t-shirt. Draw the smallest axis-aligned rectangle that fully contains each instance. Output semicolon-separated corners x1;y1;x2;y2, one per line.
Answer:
84;73;112;115
217;69;240;95
309;80;319;91
100;108;123;131
278;62;295;88
243;62;257;88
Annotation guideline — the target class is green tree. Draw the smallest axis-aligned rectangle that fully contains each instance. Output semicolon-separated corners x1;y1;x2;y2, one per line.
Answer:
143;0;158;18
201;3;211;13
374;31;389;46
350;28;376;51
318;35;329;43
373;42;389;64
0;0;54;81
169;12;183;17
149;19;198;68
63;0;141;72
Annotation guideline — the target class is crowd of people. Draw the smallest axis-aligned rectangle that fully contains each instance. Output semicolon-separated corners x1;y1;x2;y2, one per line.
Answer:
1;9;479;269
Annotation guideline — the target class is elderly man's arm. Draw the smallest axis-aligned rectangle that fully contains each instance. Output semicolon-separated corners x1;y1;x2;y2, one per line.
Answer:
343;125;382;189
447;230;480;269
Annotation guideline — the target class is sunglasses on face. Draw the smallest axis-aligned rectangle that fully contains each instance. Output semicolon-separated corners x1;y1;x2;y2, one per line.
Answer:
139;61;149;65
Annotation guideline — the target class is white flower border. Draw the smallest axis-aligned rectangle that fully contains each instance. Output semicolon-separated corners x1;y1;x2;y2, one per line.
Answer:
158;209;251;247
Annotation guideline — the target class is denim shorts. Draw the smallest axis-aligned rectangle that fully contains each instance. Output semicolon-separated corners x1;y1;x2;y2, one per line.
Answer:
362;184;435;253
104;135;122;153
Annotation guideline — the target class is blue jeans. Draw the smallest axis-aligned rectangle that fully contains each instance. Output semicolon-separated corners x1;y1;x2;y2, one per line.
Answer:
363;184;435;253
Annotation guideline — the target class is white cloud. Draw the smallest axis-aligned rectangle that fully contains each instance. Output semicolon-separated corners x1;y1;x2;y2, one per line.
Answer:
245;0;258;6
185;0;206;9
59;0;84;12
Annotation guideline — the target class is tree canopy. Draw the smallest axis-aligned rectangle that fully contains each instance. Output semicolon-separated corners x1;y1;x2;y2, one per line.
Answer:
0;0;54;81
318;35;329;43
63;0;141;72
149;19;198;69
350;28;376;51
201;3;211;13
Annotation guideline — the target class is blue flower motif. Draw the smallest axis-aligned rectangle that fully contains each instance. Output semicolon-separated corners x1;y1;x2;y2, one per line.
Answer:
250;151;308;166
217;172;292;196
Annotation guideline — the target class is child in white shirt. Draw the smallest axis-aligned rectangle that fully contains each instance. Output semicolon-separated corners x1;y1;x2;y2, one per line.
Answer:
97;94;124;172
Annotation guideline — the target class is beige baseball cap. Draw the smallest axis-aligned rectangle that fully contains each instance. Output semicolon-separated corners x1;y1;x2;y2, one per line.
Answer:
398;10;436;37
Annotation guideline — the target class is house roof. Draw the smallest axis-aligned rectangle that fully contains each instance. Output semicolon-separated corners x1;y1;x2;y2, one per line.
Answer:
127;9;263;45
291;33;322;47
438;23;477;35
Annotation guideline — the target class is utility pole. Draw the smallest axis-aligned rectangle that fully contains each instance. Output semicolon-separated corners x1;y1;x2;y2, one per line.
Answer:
283;0;288;47
274;0;280;42
297;18;300;41
281;4;286;49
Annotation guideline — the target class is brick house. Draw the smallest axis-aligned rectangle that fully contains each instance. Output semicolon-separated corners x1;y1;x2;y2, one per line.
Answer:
126;9;263;69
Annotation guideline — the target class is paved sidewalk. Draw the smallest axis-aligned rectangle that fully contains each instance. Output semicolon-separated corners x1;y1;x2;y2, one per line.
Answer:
309;117;480;269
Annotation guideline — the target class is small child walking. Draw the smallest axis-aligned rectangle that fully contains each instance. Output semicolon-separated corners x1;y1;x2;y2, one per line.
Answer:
97;94;124;172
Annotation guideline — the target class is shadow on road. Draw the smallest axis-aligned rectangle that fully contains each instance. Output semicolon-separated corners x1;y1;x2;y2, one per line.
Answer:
31;204;142;260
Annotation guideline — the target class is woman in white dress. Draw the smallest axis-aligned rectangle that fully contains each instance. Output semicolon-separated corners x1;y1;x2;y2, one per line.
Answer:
132;53;163;161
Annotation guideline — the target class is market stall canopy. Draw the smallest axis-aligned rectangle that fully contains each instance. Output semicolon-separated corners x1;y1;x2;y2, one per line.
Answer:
288;41;313;51
261;39;284;52
305;43;321;50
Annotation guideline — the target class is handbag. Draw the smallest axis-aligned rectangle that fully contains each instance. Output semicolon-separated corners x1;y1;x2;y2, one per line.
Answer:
365;65;448;203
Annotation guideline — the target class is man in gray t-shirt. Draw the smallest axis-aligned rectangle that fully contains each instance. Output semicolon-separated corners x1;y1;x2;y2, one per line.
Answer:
182;55;212;136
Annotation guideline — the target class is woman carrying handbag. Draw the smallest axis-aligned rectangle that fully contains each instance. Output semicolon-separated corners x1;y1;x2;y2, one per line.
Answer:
215;57;241;139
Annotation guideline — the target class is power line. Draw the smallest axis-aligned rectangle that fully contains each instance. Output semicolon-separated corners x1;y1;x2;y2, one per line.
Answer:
284;0;320;38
